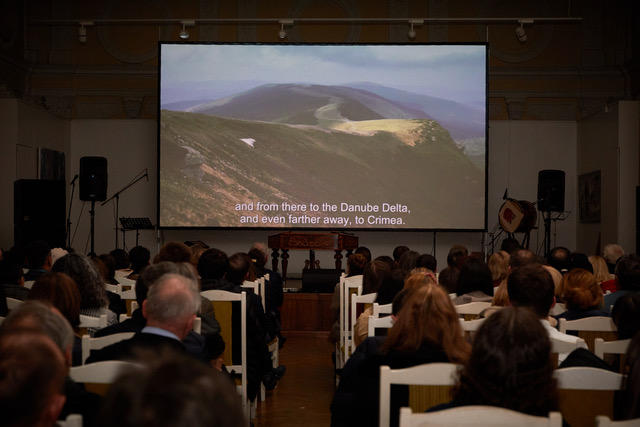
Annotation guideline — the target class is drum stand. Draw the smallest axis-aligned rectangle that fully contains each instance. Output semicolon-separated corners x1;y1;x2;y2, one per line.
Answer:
543;210;552;259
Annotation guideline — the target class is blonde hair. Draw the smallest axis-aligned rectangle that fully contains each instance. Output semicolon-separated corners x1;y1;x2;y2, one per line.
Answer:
492;279;510;307
543;265;564;300
589;255;610;283
403;269;437;291
488;251;510;283
562;268;603;310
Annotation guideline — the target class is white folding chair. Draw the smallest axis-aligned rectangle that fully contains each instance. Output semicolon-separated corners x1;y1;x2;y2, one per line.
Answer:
553;366;624;390
459;317;485;333
193;316;202;334
399;406;562;427
242;278;265;311
201;289;249;425
23;280;35;290
455;302;491;318
69;360;140;384
351;292;376;354
104;283;122;296
6;297;23;311
114;269;133;282
339;275;363;363
368;315;394;337
81;332;135;364
596;415;640;427
58;414;83;427
372;302;392;317
449;293;457;300
594;338;630;359
558;317;617;334
78;314;108;330
118;313;130;322
117;276;137;288
379;363;461;427
549;302;566;316
550;336;587;355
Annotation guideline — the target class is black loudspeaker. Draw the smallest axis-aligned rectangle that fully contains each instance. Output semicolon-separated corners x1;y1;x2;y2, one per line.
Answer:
14;179;66;248
537;170;565;212
302;269;342;293
79;156;108;201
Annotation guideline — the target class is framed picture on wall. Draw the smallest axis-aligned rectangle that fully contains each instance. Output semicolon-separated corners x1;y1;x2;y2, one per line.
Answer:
579;170;601;223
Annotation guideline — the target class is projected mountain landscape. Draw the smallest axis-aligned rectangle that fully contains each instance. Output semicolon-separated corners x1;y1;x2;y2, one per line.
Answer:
160;83;484;228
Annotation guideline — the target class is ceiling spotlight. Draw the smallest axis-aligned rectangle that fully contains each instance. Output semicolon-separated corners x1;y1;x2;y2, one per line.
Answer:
278;19;293;40
179;20;195;40
515;19;533;43
408;19;423;41
78;21;93;43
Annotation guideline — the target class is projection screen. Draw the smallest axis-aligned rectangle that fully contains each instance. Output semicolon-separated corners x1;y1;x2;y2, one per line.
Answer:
158;43;487;230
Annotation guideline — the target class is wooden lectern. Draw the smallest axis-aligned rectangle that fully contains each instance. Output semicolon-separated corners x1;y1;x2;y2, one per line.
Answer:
268;232;359;282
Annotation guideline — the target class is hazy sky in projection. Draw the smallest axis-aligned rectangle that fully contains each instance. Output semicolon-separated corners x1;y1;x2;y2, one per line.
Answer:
161;44;486;106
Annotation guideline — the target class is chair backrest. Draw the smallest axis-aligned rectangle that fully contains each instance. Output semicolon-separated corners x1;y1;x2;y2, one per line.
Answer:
351;292;377;354
399;406;562;427
78;314;108;330
104;283;122;296
81;332;135;364
455;302;491;318
594;338;630;360
372;302;392;317
596;415;640;427
69;360;139;384
200;289;249;423
449;293;456;300
119;289;137;315
58;413;83;427
550;336;587;355
118;313;130;322
549;302;566;316
368;315;394;338
23;280;35;290
554;366;624;427
379;363;461;427
557;317;617;351
6;297;23;311
193;316;202;334
459;317;485;332
117;276;137;288
339;275;362;363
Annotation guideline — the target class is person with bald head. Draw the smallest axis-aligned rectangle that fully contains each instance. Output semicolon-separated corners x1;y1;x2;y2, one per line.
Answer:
87;273;201;363
0;330;67;427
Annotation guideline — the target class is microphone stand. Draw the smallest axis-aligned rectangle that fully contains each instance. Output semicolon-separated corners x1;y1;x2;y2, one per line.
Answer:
101;169;148;250
66;175;78;249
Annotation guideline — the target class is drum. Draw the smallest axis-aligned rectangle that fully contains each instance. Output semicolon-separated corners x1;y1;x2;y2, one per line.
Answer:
499;199;537;233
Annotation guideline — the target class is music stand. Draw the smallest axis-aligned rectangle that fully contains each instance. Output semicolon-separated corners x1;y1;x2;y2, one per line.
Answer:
119;217;154;248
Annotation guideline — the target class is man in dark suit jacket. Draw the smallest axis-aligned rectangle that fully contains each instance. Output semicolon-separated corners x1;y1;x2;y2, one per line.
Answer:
87;272;201;363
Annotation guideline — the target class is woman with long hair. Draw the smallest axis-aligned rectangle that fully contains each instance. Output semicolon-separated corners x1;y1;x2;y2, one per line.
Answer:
331;282;470;427
557;268;607;321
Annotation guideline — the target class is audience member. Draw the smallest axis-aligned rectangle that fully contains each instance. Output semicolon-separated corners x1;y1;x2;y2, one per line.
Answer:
24;240;52;281
0;330;67;427
604;254;640;312
415;253;437;272
397;250;420;278
346;253;367;276
507;263;587;358
50;247;68;265
52;253;117;329
453;258;493;305
354;262;397;346
98;254;119;285
616;331;640;420
544;265;564;302
331;283;470;427
556;268;607;321
1;300;102;426
375;255;394;270
362;260;391;295
488;251;510;287
154;241;192;264
189;243;208;268
127;245;150;280
109;248;130;271
392;245;410;266
431;306;557;417
403;268;437;292
199;248;233;291
548;246;571;273
355;246;372;263
28;272;83;365
500;237;521;254
611;293;640;340
248;242;284;315
569;252;593;273
438;245;468;294
510;249;537;269
86;273;201;363
589;255;612;284
98;353;244;427
603;243;625;274
0;248;28;301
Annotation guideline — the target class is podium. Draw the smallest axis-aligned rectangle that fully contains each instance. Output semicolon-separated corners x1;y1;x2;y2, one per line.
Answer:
268;232;358;282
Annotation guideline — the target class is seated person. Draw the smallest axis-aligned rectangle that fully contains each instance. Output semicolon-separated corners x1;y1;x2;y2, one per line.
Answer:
127;245;150;281
556;268;608;324
604;254;640;313
0;248;28;302
24;240;52;281
452;258;493;305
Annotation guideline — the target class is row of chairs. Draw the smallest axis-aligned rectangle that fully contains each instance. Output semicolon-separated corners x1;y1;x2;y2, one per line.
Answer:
381;363;629;427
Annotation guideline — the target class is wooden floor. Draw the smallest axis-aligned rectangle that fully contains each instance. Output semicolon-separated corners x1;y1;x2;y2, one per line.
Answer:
255;332;335;426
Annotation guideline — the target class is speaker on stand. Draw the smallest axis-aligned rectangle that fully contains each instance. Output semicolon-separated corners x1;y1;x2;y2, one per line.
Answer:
537;170;565;258
14;179;66;248
79;156;108;256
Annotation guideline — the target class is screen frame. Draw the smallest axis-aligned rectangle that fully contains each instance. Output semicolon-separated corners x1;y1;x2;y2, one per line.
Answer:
156;41;489;233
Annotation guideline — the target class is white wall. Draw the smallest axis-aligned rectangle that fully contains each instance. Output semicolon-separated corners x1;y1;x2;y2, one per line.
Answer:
66;119;578;276
0;99;19;248
618;101;640;253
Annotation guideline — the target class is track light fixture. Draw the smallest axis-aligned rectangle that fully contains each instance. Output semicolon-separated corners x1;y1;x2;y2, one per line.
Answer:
78;21;93;43
278;19;293;40
179;20;195;40
515;18;533;43
407;19;423;40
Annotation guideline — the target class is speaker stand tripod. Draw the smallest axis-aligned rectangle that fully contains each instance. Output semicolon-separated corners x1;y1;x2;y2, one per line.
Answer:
89;200;96;257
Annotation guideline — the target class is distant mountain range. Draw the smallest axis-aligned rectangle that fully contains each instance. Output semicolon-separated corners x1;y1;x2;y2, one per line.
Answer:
163;82;485;139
